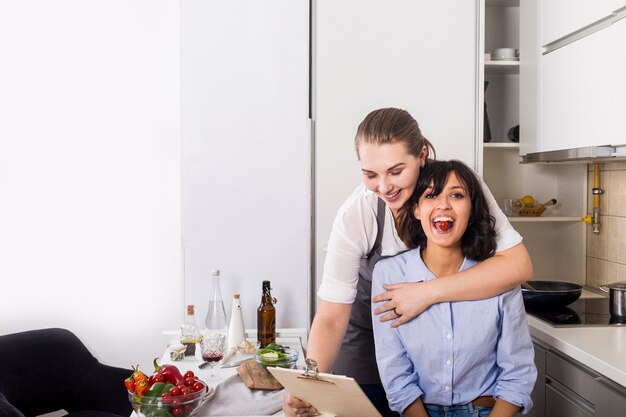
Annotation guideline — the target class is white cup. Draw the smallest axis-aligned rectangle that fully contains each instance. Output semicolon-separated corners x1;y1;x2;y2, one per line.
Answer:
491;48;518;60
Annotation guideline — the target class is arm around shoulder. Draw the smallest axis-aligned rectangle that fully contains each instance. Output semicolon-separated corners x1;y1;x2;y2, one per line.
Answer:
429;242;532;304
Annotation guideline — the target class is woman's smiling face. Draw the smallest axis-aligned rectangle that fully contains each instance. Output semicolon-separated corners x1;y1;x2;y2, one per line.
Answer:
413;171;471;250
358;141;424;216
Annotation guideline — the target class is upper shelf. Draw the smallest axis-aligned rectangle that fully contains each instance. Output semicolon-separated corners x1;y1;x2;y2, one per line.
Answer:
483;142;519;149
485;0;519;7
485;61;520;75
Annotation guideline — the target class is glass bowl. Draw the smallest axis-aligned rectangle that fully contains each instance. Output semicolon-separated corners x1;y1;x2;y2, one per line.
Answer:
253;346;299;370
128;380;215;417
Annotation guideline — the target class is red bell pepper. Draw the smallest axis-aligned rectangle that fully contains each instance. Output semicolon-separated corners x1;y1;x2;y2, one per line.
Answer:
148;370;165;385
152;357;184;385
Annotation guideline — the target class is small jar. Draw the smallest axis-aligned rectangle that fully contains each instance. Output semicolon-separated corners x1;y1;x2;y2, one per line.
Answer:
169;342;186;361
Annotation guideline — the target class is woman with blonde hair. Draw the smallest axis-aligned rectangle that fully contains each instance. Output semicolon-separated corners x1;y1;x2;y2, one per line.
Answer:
283;108;532;417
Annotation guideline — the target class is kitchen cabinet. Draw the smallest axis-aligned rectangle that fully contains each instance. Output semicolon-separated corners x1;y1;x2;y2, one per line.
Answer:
315;1;479;292
483;1;520;144
542;0;624;45
611;15;626;146
530;340;626;417
541;26;613;153
545;384;593;417
597;379;626;416
526;340;546;417
531;5;626;155
180;0;311;329
546;350;598;417
480;0;588;284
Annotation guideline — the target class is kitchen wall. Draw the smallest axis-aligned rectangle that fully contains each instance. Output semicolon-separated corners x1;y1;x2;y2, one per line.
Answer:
180;0;310;331
0;0;181;372
586;161;626;287
0;1;310;373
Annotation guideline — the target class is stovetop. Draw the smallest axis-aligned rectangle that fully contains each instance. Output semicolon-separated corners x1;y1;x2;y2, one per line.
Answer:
525;298;626;327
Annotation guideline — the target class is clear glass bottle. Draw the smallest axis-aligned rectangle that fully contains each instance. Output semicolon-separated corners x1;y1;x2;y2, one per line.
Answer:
205;269;228;335
257;280;276;348
180;304;200;356
227;294;246;350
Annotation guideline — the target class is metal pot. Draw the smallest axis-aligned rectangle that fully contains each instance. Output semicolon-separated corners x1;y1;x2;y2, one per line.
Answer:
521;280;583;307
599;281;626;317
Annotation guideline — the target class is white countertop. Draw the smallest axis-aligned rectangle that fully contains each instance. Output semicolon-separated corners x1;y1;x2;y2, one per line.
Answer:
527;289;626;387
132;332;306;417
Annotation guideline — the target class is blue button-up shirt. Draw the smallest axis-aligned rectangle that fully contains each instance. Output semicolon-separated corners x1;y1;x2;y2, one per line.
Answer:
372;248;537;414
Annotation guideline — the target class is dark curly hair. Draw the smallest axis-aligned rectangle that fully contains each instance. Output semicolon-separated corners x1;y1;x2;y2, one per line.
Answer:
396;160;496;262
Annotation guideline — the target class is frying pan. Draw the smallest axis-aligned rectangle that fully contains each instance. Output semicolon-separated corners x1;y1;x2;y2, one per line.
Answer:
521;280;583;307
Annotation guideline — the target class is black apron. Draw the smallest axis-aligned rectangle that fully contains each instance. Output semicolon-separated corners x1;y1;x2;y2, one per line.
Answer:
333;198;387;384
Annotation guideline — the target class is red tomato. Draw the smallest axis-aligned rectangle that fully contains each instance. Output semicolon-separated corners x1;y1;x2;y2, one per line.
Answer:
184;377;196;387
437;220;451;231
184;404;194;414
192;381;204;392
170;398;181;406
172;406;183;417
169;386;181;397
183;370;195;379
161;392;172;405
182;387;193;401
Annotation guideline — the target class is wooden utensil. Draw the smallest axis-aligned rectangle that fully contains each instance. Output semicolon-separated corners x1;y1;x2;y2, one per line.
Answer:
541;198;557;207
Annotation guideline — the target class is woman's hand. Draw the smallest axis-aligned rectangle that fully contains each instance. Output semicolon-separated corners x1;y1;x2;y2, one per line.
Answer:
372;281;435;327
283;390;317;416
488;398;520;417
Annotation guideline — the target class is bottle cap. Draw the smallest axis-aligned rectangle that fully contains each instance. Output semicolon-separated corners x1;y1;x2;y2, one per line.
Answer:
211;269;220;276
233;294;240;299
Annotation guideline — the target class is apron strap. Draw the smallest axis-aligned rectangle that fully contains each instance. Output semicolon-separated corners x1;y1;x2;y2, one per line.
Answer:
366;198;386;259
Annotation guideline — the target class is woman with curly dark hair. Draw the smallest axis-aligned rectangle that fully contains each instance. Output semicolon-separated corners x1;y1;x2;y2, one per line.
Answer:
397;159;497;261
372;160;536;417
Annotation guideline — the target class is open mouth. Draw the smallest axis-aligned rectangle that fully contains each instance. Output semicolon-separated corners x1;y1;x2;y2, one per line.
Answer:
433;216;454;232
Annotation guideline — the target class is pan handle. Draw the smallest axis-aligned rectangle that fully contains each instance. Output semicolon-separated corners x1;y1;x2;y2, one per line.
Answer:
521;281;538;291
599;285;609;293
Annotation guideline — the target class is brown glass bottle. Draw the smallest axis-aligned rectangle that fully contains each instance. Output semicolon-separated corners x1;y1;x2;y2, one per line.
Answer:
257;280;276;348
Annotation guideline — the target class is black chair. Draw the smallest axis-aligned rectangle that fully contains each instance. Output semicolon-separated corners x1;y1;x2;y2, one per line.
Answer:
0;328;133;417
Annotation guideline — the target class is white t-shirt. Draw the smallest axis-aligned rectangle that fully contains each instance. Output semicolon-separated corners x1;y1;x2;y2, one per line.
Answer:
317;180;523;304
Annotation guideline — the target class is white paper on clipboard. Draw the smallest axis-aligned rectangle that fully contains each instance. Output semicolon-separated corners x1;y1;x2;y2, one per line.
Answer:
268;366;382;417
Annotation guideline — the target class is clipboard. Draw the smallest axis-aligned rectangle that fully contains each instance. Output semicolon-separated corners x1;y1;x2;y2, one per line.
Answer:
268;359;382;417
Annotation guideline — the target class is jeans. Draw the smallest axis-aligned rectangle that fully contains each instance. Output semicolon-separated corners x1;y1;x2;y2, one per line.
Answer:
424;403;493;417
359;383;400;417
